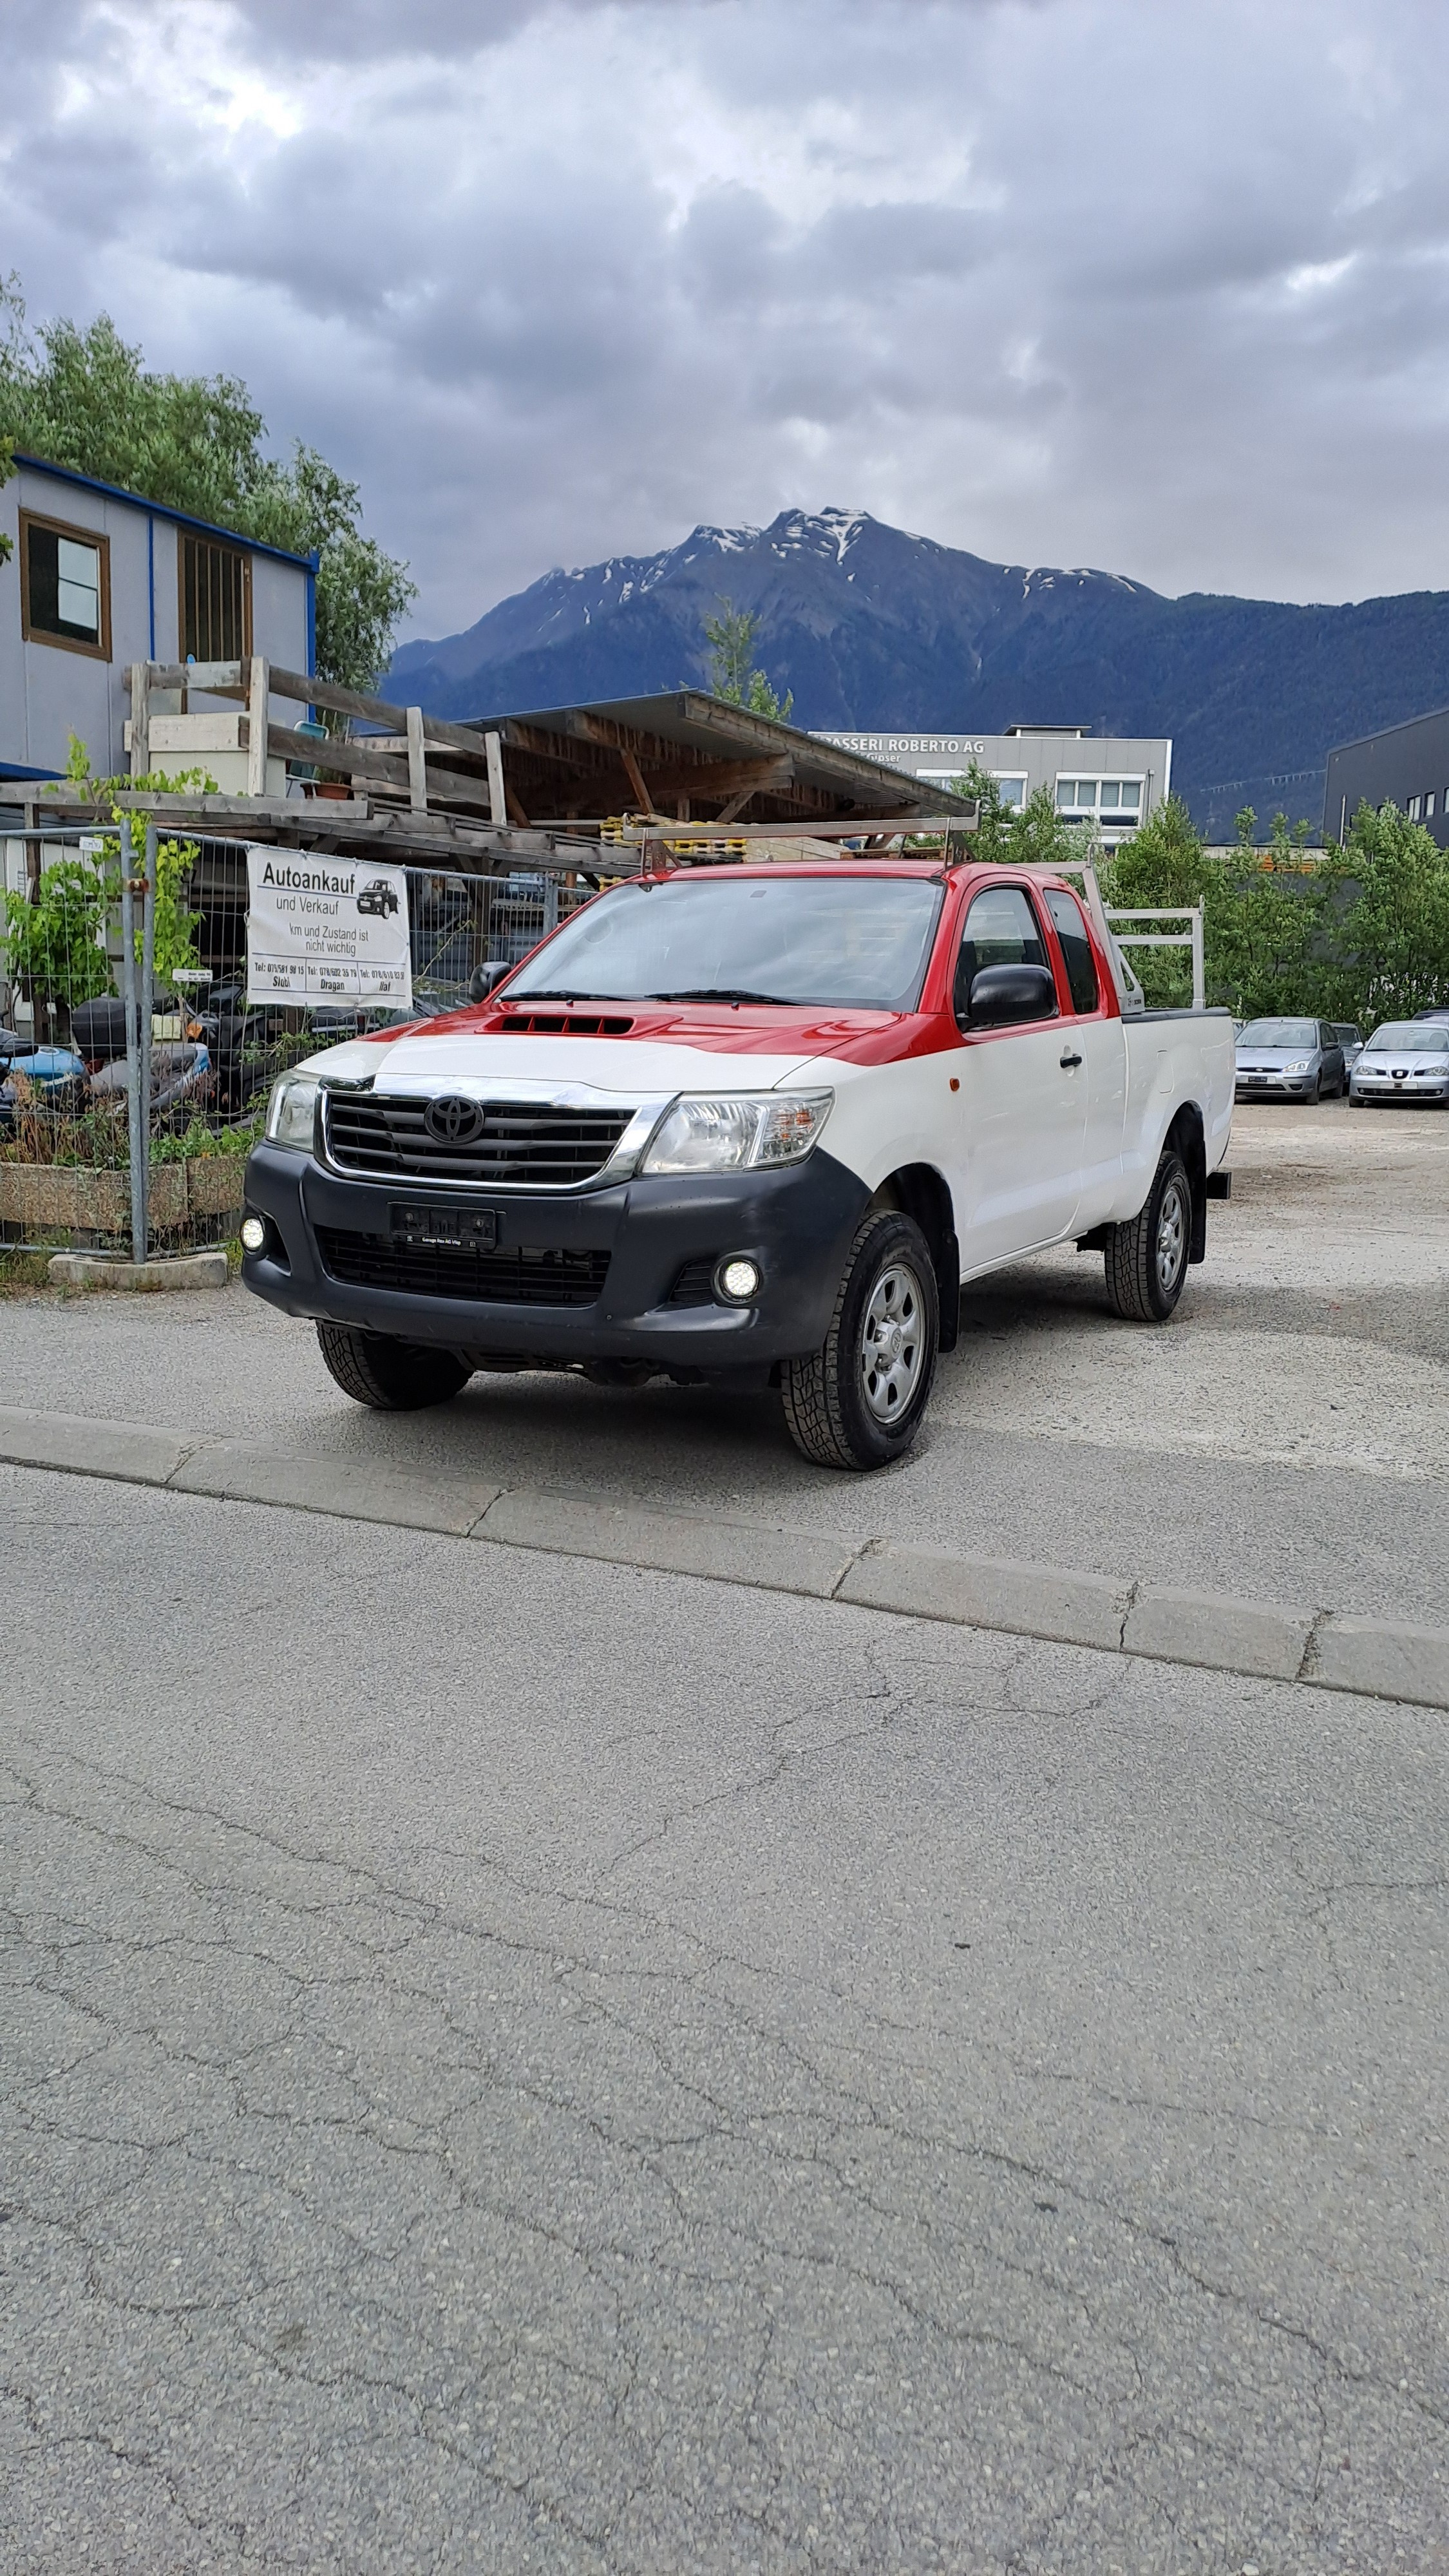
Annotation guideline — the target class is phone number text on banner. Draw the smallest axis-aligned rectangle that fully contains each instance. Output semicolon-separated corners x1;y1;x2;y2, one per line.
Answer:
245;850;412;1007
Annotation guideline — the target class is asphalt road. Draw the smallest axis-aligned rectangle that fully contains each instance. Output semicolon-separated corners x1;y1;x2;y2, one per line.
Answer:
3;1097;1448;2571
3;1464;1448;2574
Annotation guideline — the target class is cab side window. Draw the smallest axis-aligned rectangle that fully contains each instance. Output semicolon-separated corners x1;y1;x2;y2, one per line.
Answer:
1044;888;1100;1015
954;885;1055;1021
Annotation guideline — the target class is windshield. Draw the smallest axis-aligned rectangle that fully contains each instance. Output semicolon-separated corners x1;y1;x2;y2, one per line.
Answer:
1365;1024;1449;1054
1238;1019;1318;1046
506;873;945;1010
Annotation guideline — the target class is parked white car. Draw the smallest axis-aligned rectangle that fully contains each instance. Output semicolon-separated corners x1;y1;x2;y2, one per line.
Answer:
1349;1021;1449;1106
243;859;1235;1468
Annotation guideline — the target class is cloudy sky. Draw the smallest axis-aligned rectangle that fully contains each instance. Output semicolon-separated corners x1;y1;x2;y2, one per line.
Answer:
4;0;1448;640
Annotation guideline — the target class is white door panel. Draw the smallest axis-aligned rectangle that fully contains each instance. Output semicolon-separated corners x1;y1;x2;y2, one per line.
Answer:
953;1026;1086;1269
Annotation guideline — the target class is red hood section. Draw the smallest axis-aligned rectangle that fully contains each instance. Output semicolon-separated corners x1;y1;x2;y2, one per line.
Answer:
377;999;955;1065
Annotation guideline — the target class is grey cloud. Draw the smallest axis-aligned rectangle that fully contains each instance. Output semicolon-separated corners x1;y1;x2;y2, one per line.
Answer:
4;0;1449;634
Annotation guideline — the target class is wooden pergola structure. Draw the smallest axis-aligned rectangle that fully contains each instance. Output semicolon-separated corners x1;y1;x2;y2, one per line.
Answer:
5;665;975;920
86;658;970;867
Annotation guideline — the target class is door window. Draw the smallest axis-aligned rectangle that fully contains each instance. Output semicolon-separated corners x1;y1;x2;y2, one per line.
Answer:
1043;888;1100;1015
954;884;1055;1021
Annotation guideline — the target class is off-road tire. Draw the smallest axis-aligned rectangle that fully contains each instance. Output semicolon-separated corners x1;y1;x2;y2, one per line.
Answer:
781;1210;940;1471
316;1321;471;1410
1103;1150;1192;1323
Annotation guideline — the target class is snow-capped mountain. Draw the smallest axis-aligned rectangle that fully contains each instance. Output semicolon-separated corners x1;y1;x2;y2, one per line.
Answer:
388;507;1449;837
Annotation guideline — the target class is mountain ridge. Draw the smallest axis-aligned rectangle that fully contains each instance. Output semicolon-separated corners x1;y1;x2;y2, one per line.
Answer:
388;509;1449;835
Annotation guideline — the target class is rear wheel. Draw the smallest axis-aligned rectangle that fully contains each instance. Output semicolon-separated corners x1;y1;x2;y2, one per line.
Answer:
316;1321;471;1410
782;1211;940;1470
1103;1150;1191;1323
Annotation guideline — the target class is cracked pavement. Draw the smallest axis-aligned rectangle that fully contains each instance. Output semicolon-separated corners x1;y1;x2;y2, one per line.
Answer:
3;1465;1447;2571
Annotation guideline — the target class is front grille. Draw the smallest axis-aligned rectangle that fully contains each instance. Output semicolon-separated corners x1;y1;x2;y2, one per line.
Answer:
317;1228;610;1305
323;1091;634;1188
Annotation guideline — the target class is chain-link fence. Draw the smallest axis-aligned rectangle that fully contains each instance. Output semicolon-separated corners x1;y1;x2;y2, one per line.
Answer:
1;825;595;1259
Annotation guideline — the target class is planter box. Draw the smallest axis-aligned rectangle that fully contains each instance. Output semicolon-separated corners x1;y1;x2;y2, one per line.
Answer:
0;1158;245;1239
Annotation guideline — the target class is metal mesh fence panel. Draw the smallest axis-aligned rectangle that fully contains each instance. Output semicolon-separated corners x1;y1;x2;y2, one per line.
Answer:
1;827;596;1258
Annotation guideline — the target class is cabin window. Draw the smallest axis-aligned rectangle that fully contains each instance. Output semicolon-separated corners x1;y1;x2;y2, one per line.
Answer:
179;532;251;662
20;511;111;658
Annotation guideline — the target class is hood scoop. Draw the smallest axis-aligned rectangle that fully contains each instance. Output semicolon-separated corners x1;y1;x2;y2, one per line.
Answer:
493;1010;636;1037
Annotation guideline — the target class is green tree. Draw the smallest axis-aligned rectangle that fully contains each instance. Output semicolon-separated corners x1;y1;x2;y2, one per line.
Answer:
1098;794;1220;1006
702;598;793;721
949;759;1089;867
1332;799;1449;1025
54;733;208;991
0;278;415;690
0;431;12;564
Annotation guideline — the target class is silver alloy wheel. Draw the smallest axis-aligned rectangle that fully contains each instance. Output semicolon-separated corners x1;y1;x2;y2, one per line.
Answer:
1155;1177;1187;1294
860;1260;925;1421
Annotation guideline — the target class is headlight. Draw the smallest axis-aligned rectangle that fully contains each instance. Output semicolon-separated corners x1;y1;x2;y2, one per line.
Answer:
1284;1059;1310;1074
641;1090;833;1176
265;1072;321;1151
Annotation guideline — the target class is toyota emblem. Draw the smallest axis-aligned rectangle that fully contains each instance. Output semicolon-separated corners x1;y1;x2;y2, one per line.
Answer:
424;1094;484;1144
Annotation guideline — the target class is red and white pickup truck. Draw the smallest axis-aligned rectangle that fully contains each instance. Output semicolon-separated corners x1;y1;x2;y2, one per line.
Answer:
243;857;1234;1469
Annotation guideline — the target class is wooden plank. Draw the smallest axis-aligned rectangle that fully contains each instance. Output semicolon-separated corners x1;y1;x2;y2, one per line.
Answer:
265;665;503;765
247;657;270;798
129;663;150;777
267;723;502;808
485;730;506;826
641;754;795;802
124;659;246;699
406;705;428;815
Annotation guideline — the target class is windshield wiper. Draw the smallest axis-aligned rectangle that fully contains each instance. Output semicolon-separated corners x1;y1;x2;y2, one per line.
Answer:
500;990;631;1004
650;987;792;1005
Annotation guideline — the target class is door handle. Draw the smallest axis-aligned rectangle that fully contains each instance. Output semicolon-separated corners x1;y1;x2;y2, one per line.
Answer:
1059;1049;1083;1070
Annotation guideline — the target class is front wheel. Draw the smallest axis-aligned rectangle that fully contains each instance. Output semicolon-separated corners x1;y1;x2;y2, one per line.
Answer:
782;1211;940;1470
1103;1150;1191;1323
316;1321;472;1410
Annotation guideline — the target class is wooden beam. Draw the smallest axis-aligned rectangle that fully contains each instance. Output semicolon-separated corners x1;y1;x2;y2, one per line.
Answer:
406;705;428;814
129;663;150;777
638;754;795;802
620;748;652;811
264;723;491;808
713;786;755;827
485;730;507;826
247;657;270;798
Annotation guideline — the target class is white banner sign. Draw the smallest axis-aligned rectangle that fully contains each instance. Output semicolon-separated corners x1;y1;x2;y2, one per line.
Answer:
245;849;412;1007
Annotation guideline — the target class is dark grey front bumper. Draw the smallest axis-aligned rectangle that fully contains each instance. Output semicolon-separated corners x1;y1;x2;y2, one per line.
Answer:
241;1140;872;1377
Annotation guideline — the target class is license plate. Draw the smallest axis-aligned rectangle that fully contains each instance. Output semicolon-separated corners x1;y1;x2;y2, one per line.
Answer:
390;1202;498;1250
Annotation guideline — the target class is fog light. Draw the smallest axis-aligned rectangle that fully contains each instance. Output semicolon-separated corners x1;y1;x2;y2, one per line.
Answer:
719;1255;762;1303
240;1214;267;1253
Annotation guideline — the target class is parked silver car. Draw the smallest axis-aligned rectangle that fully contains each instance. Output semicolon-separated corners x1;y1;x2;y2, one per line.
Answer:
1349;1021;1449;1106
1332;1021;1365;1073
1234;1016;1347;1101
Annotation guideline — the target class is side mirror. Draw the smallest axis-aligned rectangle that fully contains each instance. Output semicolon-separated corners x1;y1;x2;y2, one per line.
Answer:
962;962;1057;1028
467;960;511;1003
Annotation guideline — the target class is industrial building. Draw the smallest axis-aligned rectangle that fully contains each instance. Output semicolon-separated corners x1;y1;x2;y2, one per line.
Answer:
816;723;1171;846
1323;705;1449;849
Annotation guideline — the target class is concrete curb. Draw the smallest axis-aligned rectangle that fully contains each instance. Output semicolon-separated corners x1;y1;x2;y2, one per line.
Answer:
47;1250;229;1293
838;1541;1130;1652
477;1486;860;1598
2;1403;1447;1711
